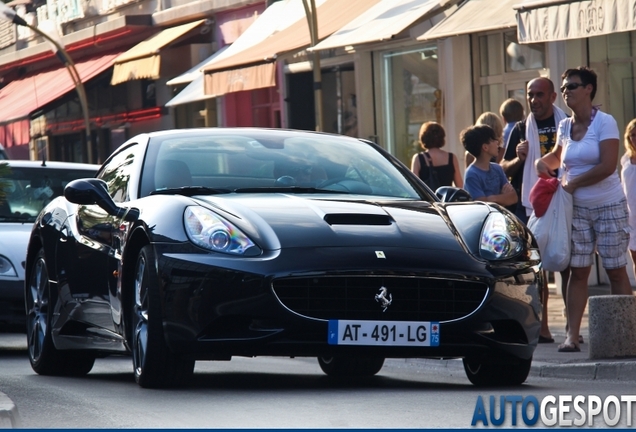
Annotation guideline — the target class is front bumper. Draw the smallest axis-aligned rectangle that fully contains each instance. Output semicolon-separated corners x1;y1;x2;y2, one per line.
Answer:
156;246;542;362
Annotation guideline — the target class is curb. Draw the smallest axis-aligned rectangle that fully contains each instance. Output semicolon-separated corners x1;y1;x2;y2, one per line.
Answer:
393;358;636;383
531;361;636;382
0;392;20;428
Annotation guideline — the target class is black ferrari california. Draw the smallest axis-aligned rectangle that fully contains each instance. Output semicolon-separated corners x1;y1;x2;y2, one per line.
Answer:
25;128;542;388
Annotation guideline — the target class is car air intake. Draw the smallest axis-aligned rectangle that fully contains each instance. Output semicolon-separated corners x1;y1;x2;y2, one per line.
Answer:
323;214;393;225
272;276;489;323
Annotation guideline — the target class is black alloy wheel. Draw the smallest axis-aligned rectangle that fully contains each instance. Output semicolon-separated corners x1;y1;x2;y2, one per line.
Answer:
317;356;385;377
26;249;95;376
131;245;195;388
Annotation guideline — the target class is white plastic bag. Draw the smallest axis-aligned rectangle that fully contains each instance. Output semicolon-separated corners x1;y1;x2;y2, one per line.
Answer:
527;184;573;272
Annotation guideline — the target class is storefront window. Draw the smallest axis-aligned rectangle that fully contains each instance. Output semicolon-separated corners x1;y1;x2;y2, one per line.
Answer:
503;32;545;72
474;31;546;119
479;34;502;77
481;84;504;115
382;45;440;166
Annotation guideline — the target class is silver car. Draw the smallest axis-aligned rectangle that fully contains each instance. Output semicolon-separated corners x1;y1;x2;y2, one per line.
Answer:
0;160;98;329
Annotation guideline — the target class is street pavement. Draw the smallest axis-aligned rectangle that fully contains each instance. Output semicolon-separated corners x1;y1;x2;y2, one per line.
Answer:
1;285;635;426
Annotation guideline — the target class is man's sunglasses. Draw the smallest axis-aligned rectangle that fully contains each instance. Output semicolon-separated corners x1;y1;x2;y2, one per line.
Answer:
560;82;586;93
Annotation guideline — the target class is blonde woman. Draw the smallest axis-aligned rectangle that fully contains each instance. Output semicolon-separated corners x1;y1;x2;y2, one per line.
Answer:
621;118;636;277
465;112;505;167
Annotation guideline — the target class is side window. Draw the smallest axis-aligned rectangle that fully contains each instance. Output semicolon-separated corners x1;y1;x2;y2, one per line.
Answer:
98;144;137;203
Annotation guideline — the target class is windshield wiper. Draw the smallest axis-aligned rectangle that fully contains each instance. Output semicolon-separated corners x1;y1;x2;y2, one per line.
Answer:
234;187;346;194
150;186;232;197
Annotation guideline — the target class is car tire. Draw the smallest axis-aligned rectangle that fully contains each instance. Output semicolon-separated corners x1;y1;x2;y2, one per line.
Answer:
317;356;384;377
131;245;195;388
462;356;532;387
26;249;95;376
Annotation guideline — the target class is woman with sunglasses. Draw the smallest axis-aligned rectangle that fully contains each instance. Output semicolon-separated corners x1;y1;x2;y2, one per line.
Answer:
536;66;633;353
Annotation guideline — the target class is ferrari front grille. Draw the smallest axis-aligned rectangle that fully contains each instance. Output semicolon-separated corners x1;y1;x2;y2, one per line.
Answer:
272;276;489;322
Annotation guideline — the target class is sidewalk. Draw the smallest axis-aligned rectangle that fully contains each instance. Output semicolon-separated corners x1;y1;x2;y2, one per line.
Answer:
530;283;636;381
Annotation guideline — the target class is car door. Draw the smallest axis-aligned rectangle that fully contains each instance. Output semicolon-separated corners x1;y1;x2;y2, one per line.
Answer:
57;144;139;331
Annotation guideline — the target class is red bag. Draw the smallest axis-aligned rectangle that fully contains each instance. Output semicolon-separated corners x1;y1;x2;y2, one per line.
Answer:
529;177;559;217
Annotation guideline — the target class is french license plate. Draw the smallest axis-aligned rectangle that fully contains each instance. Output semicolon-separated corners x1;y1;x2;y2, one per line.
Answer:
328;320;440;346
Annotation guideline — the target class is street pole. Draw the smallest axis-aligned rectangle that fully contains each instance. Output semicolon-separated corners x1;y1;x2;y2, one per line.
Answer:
301;0;323;132
0;5;93;163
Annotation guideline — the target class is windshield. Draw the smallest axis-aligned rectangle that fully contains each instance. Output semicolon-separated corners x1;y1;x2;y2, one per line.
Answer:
0;165;96;223
140;130;421;199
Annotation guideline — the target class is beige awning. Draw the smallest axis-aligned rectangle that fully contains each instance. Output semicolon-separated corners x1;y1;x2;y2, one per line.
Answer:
111;19;206;85
202;0;381;96
310;0;451;51
516;0;636;43
167;0;301;87
205;63;276;96
418;0;518;41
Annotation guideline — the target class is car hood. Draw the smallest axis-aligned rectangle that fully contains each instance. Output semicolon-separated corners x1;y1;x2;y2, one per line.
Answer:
0;222;33;280
195;194;466;252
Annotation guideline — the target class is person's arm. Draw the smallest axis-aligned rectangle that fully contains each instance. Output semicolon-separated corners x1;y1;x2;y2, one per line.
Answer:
452;153;464;188
563;138;619;194
486;183;518;206
535;146;563;178
410;153;420;176
476;168;518;206
500;125;526;176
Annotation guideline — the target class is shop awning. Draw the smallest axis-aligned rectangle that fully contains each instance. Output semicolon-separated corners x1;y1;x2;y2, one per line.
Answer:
310;0;450;51
202;0;381;96
166;46;230;87
418;0;518;41
166;62;276;106
111;19;206;85
166;0;298;87
515;0;636;43
166;75;207;107
166;0;304;104
0;52;121;125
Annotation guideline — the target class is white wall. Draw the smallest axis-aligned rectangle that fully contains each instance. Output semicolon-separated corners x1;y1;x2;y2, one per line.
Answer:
438;35;473;173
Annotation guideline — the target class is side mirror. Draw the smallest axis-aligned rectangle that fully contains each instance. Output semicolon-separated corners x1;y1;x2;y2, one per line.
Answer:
435;186;472;203
65;178;139;221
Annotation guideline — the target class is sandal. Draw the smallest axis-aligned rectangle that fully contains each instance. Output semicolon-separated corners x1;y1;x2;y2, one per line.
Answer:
557;342;581;353
579;335;584;344
538;335;555;343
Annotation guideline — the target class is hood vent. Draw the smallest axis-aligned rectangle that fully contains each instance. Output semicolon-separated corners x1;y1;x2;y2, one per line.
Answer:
324;213;393;226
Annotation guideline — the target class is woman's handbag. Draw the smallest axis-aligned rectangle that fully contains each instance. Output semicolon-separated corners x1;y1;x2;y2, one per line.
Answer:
527;182;573;272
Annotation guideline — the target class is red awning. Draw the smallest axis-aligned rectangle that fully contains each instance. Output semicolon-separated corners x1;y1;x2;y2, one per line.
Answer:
0;52;122;125
0;120;30;158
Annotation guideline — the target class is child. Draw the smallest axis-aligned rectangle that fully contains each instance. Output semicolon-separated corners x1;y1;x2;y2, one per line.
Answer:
461;124;518;207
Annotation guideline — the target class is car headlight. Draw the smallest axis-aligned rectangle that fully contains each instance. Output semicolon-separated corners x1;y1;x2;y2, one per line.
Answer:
0;255;17;277
184;206;258;256
479;211;524;260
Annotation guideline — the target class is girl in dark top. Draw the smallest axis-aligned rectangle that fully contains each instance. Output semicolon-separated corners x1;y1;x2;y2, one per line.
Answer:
410;121;463;190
